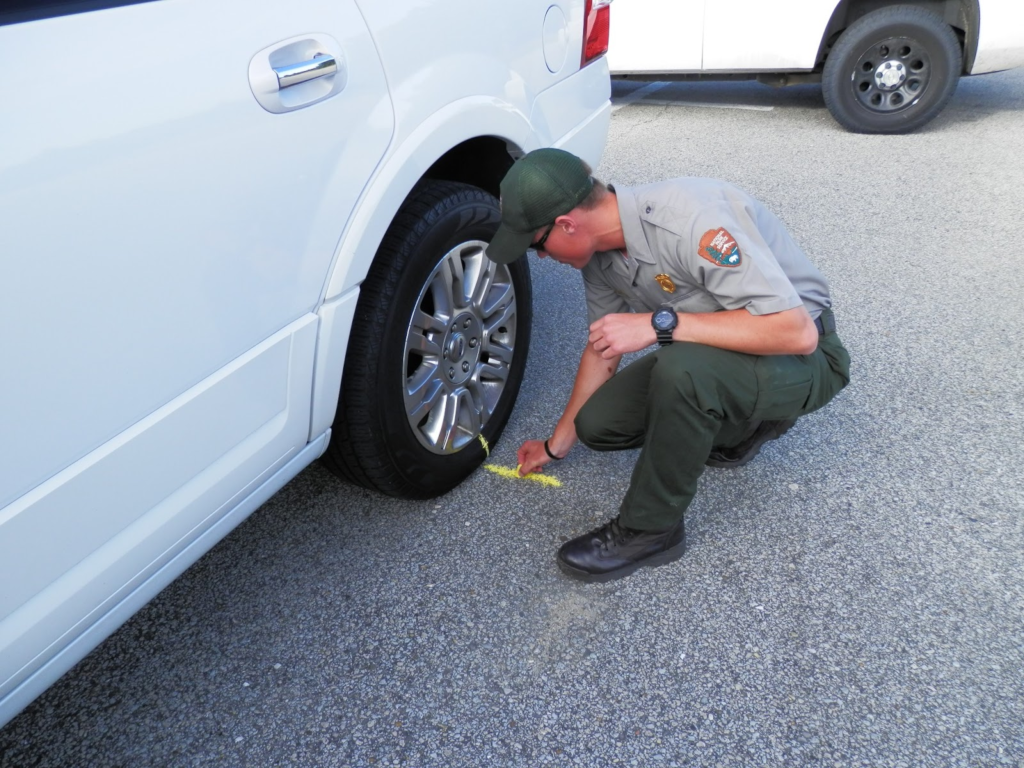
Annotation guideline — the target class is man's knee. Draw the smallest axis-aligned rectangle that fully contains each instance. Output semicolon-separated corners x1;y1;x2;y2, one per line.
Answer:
650;344;724;396
648;343;758;417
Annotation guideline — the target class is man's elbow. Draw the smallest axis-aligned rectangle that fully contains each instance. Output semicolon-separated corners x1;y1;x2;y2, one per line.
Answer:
793;317;820;355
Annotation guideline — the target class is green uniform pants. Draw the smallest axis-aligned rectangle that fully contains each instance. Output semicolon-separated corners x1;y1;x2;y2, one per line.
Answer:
574;311;851;531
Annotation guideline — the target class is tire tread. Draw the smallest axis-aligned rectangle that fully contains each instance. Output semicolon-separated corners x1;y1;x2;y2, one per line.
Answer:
321;180;527;498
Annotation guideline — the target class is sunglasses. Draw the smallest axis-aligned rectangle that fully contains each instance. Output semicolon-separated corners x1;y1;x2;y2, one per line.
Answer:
530;223;555;251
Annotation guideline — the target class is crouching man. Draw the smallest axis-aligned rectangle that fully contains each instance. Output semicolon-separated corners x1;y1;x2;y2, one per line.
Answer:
485;148;851;583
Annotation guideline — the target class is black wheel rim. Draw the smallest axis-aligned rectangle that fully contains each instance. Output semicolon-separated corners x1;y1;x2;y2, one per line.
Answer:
851;35;932;113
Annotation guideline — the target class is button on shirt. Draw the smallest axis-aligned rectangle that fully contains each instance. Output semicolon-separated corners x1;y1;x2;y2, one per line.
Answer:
581;179;832;325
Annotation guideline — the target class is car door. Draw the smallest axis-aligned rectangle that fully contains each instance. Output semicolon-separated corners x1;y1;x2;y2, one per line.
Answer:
0;0;393;707
702;0;840;71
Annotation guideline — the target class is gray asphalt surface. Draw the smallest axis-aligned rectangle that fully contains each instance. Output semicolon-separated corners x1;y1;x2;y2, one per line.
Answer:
3;71;1024;768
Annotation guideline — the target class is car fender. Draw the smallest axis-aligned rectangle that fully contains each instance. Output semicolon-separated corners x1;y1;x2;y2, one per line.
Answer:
308;97;537;440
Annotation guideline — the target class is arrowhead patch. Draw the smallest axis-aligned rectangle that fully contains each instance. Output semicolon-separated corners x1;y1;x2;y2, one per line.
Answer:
698;227;742;268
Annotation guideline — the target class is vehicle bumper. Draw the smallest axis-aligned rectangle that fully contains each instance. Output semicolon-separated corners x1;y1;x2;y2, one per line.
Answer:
970;3;1024;73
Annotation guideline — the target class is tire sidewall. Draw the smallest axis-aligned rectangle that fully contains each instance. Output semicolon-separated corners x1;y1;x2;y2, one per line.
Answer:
371;191;531;496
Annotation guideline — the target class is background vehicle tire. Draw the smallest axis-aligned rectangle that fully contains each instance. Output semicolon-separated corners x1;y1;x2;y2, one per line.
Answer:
822;5;962;134
322;180;532;498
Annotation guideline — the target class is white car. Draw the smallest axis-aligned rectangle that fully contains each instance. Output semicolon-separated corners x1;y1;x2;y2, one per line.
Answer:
609;0;1024;132
0;0;611;728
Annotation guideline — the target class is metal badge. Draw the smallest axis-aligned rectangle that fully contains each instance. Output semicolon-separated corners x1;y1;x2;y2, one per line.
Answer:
654;273;676;293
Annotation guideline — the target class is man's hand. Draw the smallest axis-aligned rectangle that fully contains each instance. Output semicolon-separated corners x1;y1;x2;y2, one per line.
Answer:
517;439;554;476
517;338;620;478
589;313;657;359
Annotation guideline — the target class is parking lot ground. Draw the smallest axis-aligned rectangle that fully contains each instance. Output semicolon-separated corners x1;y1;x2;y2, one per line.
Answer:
2;70;1023;767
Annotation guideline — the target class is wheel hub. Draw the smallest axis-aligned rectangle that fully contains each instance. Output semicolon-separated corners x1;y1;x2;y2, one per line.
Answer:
442;313;482;386
852;36;930;114
874;59;907;89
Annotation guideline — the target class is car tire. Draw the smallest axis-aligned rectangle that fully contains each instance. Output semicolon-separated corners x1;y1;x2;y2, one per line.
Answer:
322;180;532;498
822;5;962;134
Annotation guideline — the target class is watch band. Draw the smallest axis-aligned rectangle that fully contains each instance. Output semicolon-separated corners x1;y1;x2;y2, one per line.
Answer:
652;304;677;347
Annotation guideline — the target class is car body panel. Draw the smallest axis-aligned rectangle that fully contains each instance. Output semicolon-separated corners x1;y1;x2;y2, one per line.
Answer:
322;61;612;301
0;429;330;727
606;0;704;72
0;0;610;730
608;0;1024;76
702;1;839;71
0;315;318;707
970;1;1024;72
0;0;394;514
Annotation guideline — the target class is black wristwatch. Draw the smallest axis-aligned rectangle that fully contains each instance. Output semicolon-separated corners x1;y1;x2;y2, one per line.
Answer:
651;304;678;347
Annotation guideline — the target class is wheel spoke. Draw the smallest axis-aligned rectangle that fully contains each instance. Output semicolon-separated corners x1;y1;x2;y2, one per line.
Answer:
414;307;447;334
481;280;514;320
483;300;516;336
456;246;487;307
465;376;497;422
428;262;457;320
441;252;467;312
407;310;444;356
437;389;481;453
405;367;444;426
469;256;498;311
482;339;513;367
479;358;510;385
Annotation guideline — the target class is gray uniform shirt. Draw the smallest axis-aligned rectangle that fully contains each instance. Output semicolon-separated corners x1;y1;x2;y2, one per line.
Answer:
581;179;831;325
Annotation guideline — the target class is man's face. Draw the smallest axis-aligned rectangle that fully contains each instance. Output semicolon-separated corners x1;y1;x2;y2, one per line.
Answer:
530;215;593;269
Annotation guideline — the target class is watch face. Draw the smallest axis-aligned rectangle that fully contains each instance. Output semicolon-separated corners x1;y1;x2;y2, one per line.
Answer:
653;308;675;331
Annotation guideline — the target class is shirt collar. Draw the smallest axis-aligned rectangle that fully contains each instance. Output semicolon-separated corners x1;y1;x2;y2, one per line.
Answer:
611;184;657;265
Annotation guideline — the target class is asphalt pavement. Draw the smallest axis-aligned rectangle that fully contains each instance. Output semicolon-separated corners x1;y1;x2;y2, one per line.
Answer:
2;70;1023;767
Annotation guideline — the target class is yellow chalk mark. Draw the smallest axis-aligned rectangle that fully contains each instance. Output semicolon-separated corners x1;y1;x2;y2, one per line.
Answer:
483;463;562;488
477;434;490;457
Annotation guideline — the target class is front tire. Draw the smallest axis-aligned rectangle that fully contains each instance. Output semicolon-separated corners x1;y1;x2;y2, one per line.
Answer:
323;180;532;498
822;6;961;134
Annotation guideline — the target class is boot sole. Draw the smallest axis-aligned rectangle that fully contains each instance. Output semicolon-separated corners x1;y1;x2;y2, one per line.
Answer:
704;419;796;469
556;538;687;583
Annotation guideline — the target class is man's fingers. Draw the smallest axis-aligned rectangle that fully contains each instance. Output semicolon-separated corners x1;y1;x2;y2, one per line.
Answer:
519;460;543;477
515;440;551;476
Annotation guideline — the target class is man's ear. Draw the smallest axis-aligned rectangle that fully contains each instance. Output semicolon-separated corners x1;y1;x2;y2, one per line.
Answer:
554;213;577;234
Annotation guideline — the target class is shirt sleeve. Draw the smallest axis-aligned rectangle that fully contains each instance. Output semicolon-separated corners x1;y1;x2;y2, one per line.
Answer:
581;258;631;325
680;202;803;316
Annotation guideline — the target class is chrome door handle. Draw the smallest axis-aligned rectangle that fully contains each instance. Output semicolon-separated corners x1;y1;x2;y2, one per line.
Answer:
273;53;337;90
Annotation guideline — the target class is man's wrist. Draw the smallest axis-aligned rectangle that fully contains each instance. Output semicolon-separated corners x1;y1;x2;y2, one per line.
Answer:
543;439;563;461
651;305;679;347
546;429;576;460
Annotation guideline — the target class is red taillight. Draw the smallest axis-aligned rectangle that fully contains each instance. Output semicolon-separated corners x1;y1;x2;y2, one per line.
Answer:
582;0;611;66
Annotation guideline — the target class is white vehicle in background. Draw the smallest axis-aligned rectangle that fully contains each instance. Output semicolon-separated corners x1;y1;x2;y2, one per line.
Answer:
0;0;611;729
609;0;1024;133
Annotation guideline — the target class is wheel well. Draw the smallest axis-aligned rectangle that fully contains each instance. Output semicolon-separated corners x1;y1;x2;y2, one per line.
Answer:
422;137;516;200
816;0;979;73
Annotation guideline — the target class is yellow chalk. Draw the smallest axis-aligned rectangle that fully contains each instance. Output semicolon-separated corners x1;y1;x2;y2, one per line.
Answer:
482;463;562;488
477;434;490;457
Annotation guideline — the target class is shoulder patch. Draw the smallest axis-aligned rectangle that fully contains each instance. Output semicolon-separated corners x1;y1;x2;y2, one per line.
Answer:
698;227;742;268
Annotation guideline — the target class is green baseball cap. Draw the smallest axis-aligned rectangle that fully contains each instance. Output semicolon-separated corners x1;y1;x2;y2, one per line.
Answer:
486;148;594;264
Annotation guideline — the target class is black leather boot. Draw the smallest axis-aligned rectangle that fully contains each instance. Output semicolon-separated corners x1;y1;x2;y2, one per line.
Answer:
556;516;686;583
705;418;797;468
